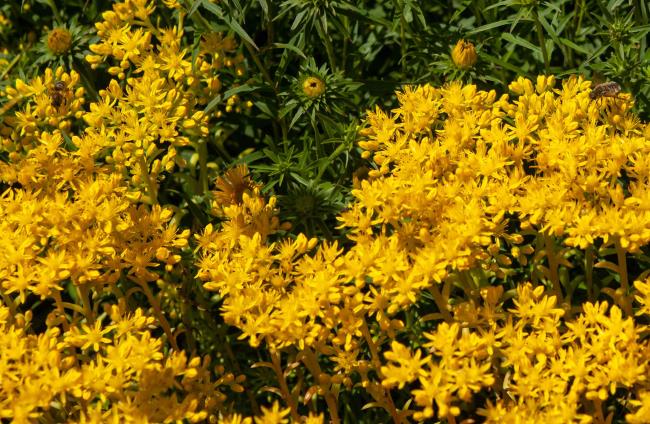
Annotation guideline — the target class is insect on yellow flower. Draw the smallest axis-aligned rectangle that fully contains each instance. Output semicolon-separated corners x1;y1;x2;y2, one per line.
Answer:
48;80;70;110
589;81;622;105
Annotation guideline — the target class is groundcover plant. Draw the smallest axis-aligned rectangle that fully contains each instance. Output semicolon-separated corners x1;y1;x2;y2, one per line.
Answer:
2;0;650;423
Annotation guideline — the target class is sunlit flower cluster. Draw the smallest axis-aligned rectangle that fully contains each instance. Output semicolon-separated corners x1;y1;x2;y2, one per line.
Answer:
3;0;650;421
77;0;248;201
0;0;254;421
1;67;84;144
197;75;650;421
0;301;241;423
0;130;188;303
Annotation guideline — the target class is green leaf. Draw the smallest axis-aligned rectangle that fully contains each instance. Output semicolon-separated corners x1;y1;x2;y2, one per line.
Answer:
468;19;516;34
537;14;561;49
239;150;266;164
271;42;307;59
484;0;516;11
291;9;308;31
201;1;258;49
182;191;210;226
478;51;526;74
223;84;256;100
502;32;542;56
289;106;305;129
336;3;392;26
254;101;274;117
203;94;222;115
607;0;626;11
559;37;590;55
279;99;299;119
257;0;269;16
187;0;202;17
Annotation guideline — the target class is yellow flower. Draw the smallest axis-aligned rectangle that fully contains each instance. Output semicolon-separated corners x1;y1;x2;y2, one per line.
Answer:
47;28;72;55
381;341;429;389
451;39;477;69
627;392;650;424
255;401;291;424
302;76;326;98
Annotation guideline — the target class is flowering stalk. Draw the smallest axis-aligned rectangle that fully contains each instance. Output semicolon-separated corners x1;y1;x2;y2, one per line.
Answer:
197;139;209;195
316;19;337;71
76;283;95;323
139;156;158;204
51;290;70;332
593;399;606;424
585;246;594;300
615;238;633;316
269;348;301;422
135;278;178;350
544;234;563;304
360;319;402;423
301;347;340;424
427;283;454;322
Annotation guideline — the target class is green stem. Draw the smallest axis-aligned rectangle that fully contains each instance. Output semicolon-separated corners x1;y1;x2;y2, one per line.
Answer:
52;290;70;332
317;20;337;71
197;139;209;195
76;284;95;323
0;291;16;317
139;156;158;204
533;9;550;75
585;245;594;301
360;320;402;424
400;15;407;75
615;239;633;316
574;0;585;39
341;16;349;73
0;53;22;80
544;234;563;304
137;279;178;350
428;283;454;322
315;139;349;182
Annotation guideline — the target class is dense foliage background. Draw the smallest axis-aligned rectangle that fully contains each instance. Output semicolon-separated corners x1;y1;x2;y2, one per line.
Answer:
2;0;650;423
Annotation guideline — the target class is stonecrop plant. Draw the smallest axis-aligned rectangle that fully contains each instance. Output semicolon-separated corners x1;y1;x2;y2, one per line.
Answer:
196;75;650;422
2;0;650;423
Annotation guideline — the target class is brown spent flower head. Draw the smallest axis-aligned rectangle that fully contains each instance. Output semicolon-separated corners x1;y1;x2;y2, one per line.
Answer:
302;76;326;98
47;27;73;55
451;39;477;70
213;164;261;207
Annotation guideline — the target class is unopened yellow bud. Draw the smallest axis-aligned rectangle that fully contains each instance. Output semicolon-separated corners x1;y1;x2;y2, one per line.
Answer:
47;28;72;55
451;39;477;70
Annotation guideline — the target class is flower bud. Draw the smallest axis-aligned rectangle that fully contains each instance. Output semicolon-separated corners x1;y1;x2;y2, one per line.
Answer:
451;39;477;70
47;28;72;55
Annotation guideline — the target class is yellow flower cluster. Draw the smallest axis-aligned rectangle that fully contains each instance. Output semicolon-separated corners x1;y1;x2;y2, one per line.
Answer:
0;130;187;304
197;76;650;421
82;0;247;201
0;1;255;420
2;67;84;143
0;301;241;423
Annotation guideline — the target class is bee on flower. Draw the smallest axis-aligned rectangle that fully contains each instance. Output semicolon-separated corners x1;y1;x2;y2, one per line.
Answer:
589;81;622;103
